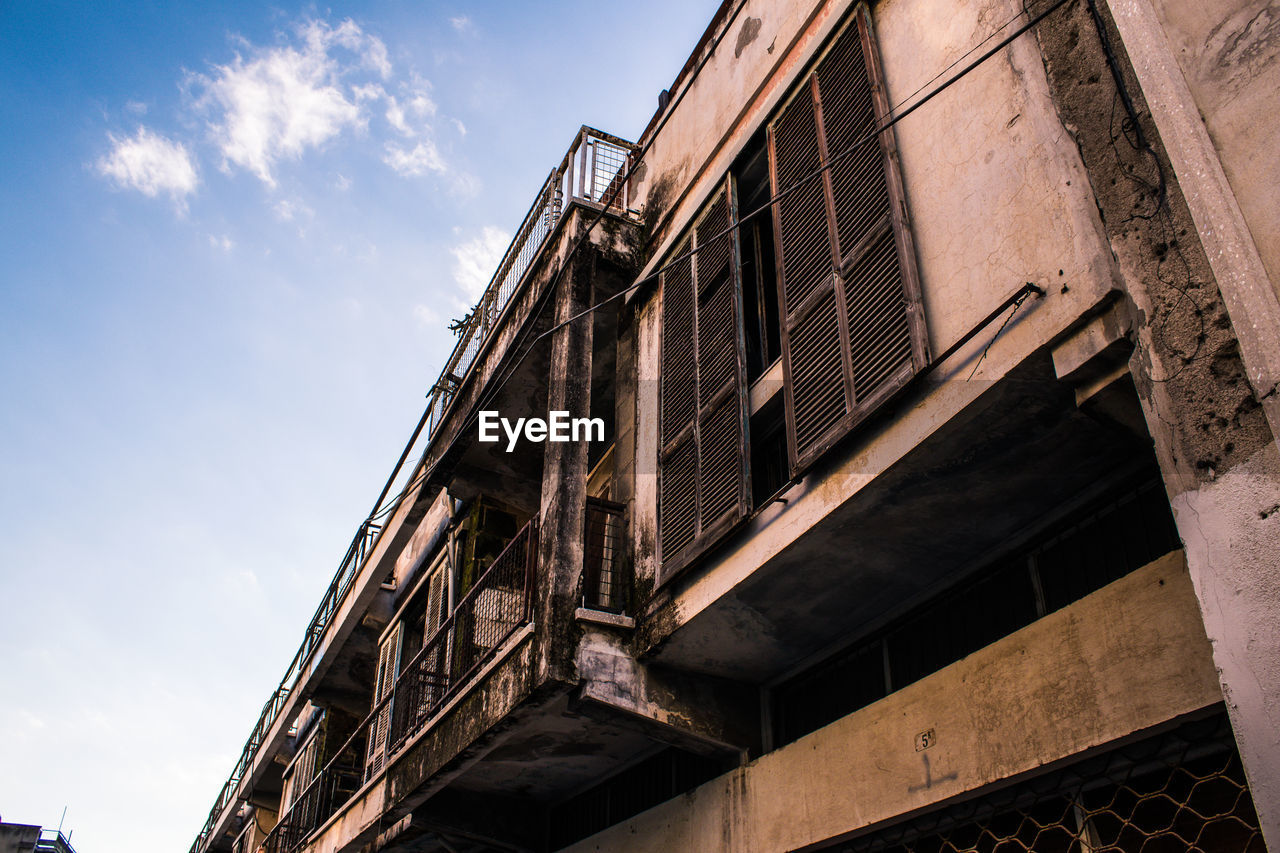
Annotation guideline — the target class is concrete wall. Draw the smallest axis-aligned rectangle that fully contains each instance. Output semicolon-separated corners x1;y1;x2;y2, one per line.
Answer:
565;553;1221;852
1147;0;1280;298
0;825;39;853
1028;1;1280;839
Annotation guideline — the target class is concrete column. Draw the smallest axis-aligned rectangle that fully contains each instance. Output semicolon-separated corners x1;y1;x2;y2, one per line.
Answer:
1100;2;1280;840
1031;2;1280;840
1108;0;1280;445
534;242;597;685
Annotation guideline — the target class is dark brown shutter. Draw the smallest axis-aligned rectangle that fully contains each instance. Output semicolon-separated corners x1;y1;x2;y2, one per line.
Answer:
658;186;751;577
659;253;698;561
770;4;928;475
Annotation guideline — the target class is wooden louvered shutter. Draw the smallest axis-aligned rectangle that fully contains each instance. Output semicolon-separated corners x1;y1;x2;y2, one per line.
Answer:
658;185;751;578
364;622;401;779
770;4;928;475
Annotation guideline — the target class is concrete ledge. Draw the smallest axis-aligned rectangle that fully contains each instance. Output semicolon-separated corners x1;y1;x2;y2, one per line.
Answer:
575;607;636;630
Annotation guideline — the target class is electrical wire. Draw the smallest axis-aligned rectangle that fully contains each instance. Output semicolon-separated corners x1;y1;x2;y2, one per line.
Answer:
966;287;1039;381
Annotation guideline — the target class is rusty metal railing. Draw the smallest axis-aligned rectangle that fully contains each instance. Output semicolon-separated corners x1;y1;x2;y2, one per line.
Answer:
423;126;635;442
259;519;538;853
192;124;632;853
387;518;538;755
583;498;627;612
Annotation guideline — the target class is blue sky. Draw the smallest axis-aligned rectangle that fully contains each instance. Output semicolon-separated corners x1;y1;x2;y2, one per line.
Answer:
0;2;719;850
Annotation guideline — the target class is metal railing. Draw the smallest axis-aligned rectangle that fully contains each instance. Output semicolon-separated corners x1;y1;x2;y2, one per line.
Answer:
423;126;636;441
35;829;77;853
387;518;538;754
192;124;632;853
260;519;538;853
583;498;627;612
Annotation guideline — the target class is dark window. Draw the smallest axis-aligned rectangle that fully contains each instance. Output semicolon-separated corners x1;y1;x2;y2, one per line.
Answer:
750;392;789;508
734;131;782;383
547;747;726;849
773;475;1182;746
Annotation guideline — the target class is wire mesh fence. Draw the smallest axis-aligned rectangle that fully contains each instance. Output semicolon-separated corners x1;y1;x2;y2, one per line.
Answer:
827;714;1262;853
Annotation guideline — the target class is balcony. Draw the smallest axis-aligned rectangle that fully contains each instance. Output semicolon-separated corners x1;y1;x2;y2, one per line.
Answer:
262;519;538;853
253;492;652;853
190;125;636;853
423;127;635;442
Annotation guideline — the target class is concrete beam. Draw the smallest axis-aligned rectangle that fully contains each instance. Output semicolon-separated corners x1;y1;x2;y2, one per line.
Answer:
564;553;1224;852
574;624;760;757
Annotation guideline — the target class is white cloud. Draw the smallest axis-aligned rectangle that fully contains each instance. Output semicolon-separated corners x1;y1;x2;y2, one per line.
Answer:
97;127;199;205
124;100;148;116
351;82;385;102
450;15;472;32
449;172;481;199
385;84;436;137
408;91;436;117
450;226;509;301
208;233;234;252
385;97;412;136
383;139;446;177
194;19;391;187
450;117;467;137
413;304;439;327
334;173;352;191
361;34;392;79
272;198;313;222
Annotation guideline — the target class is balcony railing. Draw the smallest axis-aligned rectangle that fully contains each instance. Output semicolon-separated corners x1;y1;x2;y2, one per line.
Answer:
583;498;627;613
260;519;538;853
190;125;632;853
424;126;635;441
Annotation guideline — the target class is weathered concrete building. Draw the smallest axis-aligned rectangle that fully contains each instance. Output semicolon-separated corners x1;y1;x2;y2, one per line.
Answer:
189;0;1280;851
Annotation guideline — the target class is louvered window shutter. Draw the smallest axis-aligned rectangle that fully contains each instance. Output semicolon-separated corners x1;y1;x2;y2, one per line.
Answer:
364;622;401;779
770;4;928;475
658;185;751;578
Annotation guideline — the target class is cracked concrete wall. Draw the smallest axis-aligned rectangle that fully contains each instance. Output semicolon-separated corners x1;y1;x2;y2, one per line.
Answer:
1031;0;1280;841
575;624;760;754
1148;0;1280;299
